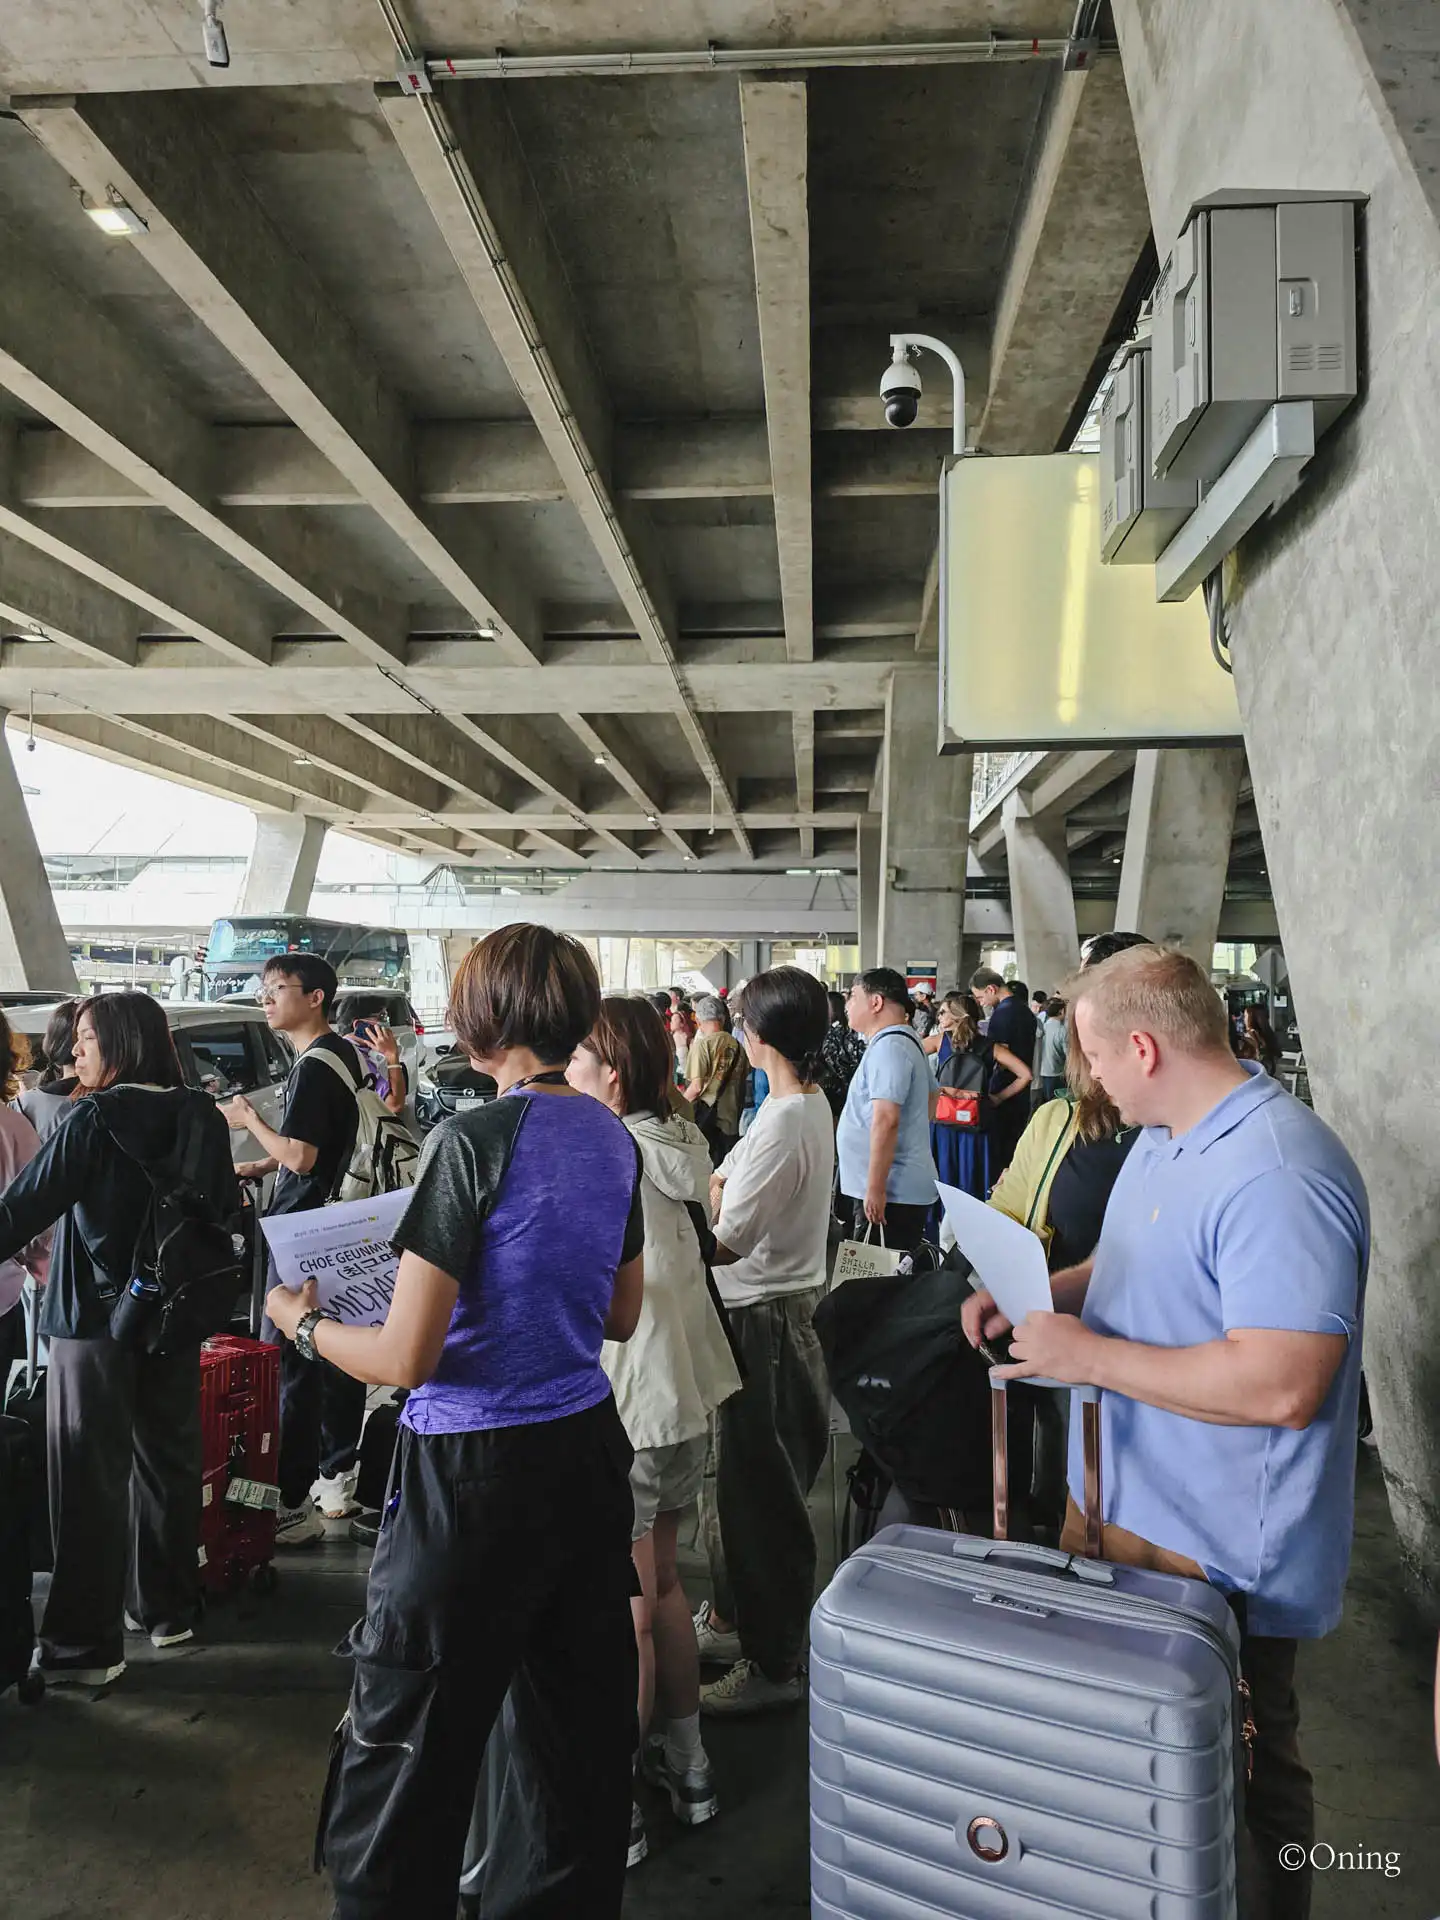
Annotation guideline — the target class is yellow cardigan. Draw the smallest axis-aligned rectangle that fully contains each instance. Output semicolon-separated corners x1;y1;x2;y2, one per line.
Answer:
986;1096;1080;1246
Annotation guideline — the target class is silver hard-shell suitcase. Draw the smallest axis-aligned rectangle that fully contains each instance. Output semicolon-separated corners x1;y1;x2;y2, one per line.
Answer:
810;1378;1243;1919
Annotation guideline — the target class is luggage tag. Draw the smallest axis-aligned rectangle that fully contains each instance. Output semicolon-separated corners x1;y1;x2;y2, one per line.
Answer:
225;1476;281;1512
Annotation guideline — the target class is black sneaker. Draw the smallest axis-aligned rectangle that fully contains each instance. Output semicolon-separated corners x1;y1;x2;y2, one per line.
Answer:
641;1737;719;1826
37;1652;126;1688
348;1515;380;1547
627;1799;648;1869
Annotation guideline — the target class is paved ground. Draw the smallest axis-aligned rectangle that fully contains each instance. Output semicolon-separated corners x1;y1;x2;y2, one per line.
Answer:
0;1447;1434;1918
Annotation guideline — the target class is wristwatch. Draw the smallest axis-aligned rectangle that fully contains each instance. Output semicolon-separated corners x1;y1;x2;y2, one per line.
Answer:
294;1306;337;1363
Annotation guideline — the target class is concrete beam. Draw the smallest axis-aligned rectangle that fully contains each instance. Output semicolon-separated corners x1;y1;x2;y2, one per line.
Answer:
0;528;140;666
740;76;813;665
0;231;408;667
15;92;542;666
16;418;941;511
378;81;753;858
977;64;1153;454
561;713;692;863
0;641;905;718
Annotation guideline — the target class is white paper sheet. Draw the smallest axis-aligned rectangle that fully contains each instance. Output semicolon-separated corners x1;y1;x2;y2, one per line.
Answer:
935;1182;1053;1328
261;1188;413;1328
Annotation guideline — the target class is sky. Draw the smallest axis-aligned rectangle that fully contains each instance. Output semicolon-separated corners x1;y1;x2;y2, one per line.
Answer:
6;724;394;883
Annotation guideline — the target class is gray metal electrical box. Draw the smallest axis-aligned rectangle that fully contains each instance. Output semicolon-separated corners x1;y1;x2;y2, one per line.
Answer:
1100;339;1199;563
1151;193;1358;484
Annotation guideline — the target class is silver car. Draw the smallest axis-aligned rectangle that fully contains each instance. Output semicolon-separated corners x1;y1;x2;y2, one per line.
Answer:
7;999;293;1167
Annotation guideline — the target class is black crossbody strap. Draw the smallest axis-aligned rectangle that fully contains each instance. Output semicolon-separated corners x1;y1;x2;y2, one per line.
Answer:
683;1197;747;1382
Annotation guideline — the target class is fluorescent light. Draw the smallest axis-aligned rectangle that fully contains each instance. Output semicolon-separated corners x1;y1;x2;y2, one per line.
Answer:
82;192;147;238
292;753;313;767
474;621;500;640
593;753;608;766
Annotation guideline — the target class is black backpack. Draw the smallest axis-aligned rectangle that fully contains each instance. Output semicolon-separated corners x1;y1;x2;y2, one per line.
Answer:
106;1109;246;1356
812;1251;997;1514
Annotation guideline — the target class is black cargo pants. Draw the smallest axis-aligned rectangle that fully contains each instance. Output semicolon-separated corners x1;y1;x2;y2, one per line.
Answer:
319;1395;639;1920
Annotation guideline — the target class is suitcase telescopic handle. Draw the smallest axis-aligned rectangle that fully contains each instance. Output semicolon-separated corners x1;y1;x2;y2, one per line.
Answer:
989;1376;1103;1560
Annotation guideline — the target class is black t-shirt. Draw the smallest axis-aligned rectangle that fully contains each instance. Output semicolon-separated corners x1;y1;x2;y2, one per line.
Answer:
268;1031;362;1216
985;995;1037;1095
1046;1126;1140;1270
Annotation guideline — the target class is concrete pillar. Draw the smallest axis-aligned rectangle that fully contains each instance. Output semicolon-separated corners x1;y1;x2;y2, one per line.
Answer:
0;719;78;992
1112;0;1440;1607
1002;790;1079;992
1116;748;1244;967
856;823;881;972
238;814;326;916
877;670;972;989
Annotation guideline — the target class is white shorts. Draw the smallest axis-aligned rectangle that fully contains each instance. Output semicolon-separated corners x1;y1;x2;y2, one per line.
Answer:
628;1432;708;1542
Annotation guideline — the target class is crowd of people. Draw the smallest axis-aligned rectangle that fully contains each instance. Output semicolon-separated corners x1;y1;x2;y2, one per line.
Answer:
0;926;1374;1920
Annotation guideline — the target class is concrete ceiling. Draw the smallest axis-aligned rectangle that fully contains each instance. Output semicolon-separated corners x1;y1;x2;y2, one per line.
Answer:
0;7;1152;874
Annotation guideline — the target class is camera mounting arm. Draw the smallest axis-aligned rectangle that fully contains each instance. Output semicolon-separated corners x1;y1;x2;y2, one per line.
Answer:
889;332;967;455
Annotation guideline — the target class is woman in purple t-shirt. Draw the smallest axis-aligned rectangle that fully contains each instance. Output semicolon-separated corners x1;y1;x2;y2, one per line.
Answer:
267;924;645;1920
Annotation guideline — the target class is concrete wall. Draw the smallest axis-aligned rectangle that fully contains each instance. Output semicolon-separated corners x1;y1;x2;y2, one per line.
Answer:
1113;0;1440;1607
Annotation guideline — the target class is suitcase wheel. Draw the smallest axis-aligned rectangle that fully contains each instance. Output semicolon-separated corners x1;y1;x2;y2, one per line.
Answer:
17;1668;45;1706
250;1562;278;1596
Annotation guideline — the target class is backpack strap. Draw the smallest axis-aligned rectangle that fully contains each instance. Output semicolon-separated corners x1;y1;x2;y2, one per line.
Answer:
300;1041;364;1097
682;1198;747;1383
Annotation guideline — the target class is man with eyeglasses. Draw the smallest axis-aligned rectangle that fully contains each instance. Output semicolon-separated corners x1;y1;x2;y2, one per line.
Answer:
221;952;364;1546
835;968;938;1253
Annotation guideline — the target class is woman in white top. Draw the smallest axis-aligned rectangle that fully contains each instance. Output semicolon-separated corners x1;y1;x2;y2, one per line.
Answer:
691;967;836;1719
568;996;741;1862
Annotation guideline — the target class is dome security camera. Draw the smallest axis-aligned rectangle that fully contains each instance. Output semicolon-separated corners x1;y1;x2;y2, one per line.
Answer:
880;350;922;429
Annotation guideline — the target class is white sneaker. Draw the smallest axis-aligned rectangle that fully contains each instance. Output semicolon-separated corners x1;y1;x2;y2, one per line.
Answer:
276;1502;326;1547
124;1612;196;1650
692;1599;742;1666
38;1654;126;1688
310;1469;360;1518
700;1659;804;1718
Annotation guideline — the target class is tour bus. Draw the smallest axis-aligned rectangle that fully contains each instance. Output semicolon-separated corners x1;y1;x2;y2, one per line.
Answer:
203;916;410;1001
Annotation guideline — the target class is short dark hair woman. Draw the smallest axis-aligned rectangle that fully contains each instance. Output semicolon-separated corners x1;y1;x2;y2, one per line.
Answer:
17;997;80;1143
0;991;237;1685
268;924;646;1919
693;968;837;1716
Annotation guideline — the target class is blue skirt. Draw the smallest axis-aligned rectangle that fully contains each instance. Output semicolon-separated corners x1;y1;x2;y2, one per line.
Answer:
929;1122;989;1237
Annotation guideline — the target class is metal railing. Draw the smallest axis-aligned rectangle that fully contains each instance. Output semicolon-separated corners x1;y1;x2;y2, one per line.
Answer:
969;751;1035;826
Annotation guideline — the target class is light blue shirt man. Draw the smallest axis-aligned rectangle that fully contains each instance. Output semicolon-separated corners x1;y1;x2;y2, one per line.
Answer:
836;1023;937;1207
1071;1063;1369;1638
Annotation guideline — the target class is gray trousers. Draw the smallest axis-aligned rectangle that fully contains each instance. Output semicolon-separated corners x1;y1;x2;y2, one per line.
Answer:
43;1333;203;1665
700;1288;829;1679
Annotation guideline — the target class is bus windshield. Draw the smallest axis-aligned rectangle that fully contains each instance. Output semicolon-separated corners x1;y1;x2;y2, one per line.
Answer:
205;918;409;993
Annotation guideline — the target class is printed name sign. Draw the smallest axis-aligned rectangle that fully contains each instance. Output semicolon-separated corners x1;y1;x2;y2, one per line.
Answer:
261;1188;412;1327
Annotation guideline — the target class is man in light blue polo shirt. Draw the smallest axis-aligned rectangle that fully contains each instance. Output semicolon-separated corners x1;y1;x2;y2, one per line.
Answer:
836;967;937;1251
963;944;1368;1920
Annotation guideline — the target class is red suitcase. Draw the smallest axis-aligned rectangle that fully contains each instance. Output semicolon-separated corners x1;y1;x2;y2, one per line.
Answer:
198;1335;280;1595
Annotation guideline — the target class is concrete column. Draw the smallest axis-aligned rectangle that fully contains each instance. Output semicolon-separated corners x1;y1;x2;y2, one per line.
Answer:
1116;748;1244;967
855;823;881;972
1002;790;1079;992
1112;0;1440;1607
877;670;972;989
0;719;78;992
238;814;326;916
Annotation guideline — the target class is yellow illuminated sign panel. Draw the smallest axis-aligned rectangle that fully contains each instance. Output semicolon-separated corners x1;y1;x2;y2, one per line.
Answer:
940;454;1241;748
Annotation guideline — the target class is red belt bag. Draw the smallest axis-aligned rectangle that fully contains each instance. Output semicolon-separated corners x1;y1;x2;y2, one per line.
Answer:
934;1090;980;1128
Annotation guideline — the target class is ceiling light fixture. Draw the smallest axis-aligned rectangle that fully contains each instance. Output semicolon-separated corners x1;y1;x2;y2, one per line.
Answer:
593;753;608;766
645;813;658;827
81;190;148;238
293;753;313;767
474;620;501;641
